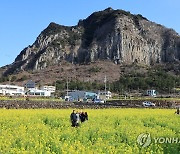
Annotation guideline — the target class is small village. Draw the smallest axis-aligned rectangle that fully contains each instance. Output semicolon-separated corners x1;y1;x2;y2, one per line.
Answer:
0;79;161;103
0;80;112;102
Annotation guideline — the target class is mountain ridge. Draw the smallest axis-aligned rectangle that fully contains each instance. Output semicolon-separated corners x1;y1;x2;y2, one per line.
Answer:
3;7;180;76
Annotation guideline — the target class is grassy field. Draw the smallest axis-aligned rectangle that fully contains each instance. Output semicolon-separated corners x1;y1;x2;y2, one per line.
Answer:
0;109;179;153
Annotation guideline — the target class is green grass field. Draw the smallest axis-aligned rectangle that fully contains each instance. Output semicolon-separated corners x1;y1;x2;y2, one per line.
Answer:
0;109;179;153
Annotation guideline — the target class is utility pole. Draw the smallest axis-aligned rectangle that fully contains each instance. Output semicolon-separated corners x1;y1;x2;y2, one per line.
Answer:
174;80;176;96
109;82;110;91
64;78;70;101
55;80;57;92
67;78;69;97
104;75;107;103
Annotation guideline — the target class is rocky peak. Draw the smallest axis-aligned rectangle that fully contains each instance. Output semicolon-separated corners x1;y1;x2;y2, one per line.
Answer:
4;8;180;75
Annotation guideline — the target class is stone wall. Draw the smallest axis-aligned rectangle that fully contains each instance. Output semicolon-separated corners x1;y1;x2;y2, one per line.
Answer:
0;99;179;109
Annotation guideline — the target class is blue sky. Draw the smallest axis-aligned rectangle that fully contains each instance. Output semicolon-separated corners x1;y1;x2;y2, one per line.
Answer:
0;0;179;67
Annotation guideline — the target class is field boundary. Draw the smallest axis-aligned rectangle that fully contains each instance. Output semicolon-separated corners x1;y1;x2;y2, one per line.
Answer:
0;99;179;109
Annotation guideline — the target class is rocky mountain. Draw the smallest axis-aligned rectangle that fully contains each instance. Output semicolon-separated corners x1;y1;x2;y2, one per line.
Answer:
4;7;180;75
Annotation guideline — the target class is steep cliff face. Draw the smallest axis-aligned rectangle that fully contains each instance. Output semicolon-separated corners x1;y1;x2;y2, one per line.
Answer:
5;8;180;75
13;23;83;71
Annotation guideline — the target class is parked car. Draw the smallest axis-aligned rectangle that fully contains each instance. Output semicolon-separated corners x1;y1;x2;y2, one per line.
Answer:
93;99;104;103
64;96;73;102
142;101;155;107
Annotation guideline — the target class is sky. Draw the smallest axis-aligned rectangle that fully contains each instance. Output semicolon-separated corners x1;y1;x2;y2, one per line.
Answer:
0;0;180;67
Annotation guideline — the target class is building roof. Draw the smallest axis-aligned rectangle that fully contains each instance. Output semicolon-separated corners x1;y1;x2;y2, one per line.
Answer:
0;84;24;89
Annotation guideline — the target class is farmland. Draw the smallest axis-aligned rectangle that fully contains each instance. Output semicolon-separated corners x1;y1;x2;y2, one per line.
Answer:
0;109;179;153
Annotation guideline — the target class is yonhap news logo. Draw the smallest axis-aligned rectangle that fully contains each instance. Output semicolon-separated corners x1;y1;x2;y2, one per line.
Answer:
137;133;151;148
137;133;180;148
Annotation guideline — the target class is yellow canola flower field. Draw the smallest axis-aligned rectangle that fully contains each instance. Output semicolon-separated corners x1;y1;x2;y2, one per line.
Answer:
0;109;179;154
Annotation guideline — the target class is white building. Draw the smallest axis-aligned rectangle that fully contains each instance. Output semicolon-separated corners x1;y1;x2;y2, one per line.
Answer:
26;89;51;97
40;86;56;93
25;85;55;97
98;91;112;100
0;85;25;96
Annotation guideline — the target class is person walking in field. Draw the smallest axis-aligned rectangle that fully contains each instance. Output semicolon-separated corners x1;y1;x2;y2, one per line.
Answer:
79;111;88;123
80;112;86;123
70;110;88;127
84;112;88;121
70;110;77;127
76;111;81;126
